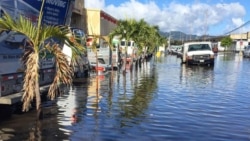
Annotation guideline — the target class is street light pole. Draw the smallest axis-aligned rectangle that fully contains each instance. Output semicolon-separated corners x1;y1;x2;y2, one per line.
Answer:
239;30;243;56
168;31;171;48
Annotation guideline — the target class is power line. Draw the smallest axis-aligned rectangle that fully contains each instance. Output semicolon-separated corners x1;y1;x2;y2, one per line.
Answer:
224;20;250;35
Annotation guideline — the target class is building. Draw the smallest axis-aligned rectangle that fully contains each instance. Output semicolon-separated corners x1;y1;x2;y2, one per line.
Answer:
70;0;85;29
70;1;118;39
85;9;117;37
230;32;250;42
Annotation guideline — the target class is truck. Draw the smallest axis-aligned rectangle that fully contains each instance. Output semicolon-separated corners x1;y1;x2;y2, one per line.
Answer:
181;41;215;66
64;27;90;78
86;36;120;71
0;37;55;97
120;39;139;63
0;0;89;115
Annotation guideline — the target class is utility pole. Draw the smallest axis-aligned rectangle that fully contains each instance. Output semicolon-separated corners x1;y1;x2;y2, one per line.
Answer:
239;31;243;56
168;31;171;48
203;9;208;41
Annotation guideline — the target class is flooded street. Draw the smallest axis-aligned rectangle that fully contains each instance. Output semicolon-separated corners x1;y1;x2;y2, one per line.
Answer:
1;52;250;141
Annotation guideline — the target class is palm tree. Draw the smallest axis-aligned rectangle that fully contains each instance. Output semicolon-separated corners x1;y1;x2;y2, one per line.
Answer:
0;1;82;119
133;19;153;63
109;19;138;73
131;20;164;64
110;19;165;68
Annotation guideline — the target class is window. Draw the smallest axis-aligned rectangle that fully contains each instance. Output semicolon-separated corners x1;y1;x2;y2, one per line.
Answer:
188;44;211;51
121;41;126;46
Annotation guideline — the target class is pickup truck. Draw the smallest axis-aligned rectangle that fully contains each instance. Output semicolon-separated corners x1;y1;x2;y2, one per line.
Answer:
181;42;215;66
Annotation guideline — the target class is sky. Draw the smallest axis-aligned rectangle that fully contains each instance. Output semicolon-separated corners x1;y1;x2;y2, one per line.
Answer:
85;0;250;36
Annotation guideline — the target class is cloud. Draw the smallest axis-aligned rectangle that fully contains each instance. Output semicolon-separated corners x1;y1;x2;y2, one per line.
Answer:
85;0;105;9
232;18;244;27
85;0;247;35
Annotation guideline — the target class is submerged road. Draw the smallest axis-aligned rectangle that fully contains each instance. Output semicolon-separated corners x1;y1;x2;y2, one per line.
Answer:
0;52;250;141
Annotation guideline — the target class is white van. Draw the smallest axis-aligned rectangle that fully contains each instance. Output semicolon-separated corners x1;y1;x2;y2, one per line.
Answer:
232;40;249;52
181;42;215;65
120;39;138;61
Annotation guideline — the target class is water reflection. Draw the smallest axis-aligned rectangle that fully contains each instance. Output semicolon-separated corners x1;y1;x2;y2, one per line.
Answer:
57;86;88;126
118;61;157;127
214;53;243;91
0;104;69;141
216;52;243;62
180;64;214;88
2;54;250;140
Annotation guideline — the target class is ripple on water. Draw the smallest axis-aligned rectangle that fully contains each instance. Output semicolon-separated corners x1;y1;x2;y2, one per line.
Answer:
1;54;250;140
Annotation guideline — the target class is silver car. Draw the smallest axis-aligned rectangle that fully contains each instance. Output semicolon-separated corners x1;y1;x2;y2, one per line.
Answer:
243;45;250;58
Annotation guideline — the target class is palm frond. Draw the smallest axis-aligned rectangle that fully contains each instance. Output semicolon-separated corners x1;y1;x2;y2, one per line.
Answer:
0;14;37;42
48;44;73;100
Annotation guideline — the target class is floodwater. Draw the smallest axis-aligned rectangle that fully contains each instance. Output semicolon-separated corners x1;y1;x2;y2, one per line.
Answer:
1;52;250;141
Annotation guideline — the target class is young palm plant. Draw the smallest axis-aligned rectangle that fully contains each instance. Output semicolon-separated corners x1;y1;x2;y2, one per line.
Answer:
88;35;112;91
0;2;82;119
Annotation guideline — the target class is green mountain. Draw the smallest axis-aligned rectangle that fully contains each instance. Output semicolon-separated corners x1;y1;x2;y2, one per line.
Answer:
159;31;219;41
160;31;199;41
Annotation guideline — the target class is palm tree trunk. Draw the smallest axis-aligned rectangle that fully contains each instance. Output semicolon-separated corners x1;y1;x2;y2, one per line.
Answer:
95;50;98;76
35;81;43;120
122;45;128;75
22;52;43;119
95;50;99;92
129;48;134;72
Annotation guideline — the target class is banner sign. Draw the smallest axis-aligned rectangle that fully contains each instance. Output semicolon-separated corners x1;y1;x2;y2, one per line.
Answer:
0;0;71;25
22;0;70;25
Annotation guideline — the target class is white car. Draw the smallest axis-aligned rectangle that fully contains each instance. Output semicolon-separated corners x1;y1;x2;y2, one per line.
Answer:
5;32;27;46
243;45;250;58
181;42;215;66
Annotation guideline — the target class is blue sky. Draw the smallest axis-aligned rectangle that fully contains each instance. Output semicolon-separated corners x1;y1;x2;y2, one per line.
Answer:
85;0;250;36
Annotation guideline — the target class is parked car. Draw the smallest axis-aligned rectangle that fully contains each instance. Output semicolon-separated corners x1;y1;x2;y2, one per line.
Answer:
181;42;214;66
243;45;250;58
176;45;183;58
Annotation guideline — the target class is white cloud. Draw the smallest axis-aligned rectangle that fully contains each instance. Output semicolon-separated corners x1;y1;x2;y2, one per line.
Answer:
85;0;105;9
232;18;244;27
85;0;247;35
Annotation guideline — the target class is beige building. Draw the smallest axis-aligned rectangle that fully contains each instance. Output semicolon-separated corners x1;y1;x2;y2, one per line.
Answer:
230;32;250;42
85;9;117;36
70;0;117;38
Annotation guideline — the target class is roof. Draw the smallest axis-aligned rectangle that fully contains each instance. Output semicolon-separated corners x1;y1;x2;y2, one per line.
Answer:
184;41;212;45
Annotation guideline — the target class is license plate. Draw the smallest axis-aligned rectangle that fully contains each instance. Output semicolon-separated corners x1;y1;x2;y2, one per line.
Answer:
200;60;204;62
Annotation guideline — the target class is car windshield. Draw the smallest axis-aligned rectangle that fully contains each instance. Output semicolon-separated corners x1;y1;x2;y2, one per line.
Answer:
188;44;211;51
71;29;85;45
121;41;126;46
128;41;134;46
